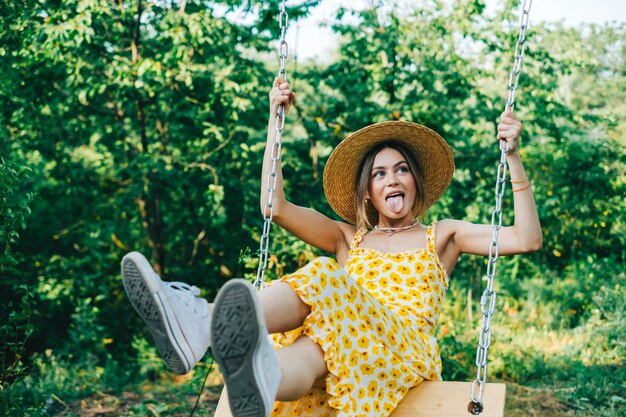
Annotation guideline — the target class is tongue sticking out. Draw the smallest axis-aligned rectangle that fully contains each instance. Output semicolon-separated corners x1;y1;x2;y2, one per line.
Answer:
386;195;404;213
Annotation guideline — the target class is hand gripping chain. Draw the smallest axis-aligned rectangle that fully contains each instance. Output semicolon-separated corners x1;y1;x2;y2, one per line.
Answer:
254;0;289;291
468;0;532;414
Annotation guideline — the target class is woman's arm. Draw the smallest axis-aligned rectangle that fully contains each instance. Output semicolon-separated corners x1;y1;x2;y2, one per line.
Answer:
438;110;542;266
260;78;353;256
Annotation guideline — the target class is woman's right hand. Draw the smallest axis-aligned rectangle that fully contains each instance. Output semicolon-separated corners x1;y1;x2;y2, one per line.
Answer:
269;77;295;116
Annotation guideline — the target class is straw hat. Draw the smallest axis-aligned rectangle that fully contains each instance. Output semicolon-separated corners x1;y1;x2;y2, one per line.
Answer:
323;121;454;225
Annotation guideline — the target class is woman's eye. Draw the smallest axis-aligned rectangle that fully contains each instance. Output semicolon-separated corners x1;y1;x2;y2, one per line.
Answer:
397;166;409;174
372;170;385;178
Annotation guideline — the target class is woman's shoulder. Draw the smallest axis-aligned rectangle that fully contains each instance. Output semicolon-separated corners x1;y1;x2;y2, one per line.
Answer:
430;218;467;241
431;218;460;231
434;218;473;229
434;218;487;245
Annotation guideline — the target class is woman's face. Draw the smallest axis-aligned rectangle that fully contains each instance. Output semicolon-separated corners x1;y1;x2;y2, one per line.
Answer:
367;147;417;224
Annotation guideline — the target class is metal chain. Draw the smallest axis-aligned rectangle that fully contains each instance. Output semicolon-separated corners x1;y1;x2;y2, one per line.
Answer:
253;0;289;291
468;0;532;414
506;0;532;112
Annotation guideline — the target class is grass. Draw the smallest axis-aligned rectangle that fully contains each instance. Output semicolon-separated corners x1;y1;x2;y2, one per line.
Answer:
6;360;224;417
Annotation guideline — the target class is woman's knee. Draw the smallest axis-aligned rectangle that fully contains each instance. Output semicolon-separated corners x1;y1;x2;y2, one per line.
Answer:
280;335;328;380
297;336;328;379
259;281;310;332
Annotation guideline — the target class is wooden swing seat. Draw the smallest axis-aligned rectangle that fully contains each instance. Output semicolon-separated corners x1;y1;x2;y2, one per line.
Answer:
213;381;506;417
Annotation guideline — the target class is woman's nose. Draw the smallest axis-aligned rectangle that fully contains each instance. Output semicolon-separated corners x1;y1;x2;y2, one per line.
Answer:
386;174;399;186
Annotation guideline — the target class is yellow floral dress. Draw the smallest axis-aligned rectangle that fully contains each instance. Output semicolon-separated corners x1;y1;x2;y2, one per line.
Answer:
270;222;449;417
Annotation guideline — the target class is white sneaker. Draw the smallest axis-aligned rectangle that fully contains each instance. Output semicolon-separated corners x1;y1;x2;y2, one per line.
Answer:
211;279;281;417
121;251;211;374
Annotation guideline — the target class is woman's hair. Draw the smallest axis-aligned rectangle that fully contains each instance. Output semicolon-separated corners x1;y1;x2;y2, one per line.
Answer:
354;141;425;229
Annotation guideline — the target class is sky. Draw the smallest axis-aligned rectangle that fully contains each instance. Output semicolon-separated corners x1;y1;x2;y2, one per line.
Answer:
284;0;625;62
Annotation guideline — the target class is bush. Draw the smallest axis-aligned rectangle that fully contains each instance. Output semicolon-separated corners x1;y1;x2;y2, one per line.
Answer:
0;158;34;406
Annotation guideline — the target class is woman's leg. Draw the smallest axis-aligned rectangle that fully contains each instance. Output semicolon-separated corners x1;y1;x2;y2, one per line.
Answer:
275;335;328;401
258;281;311;334
212;279;326;414
258;282;327;399
121;252;212;375
207;281;310;334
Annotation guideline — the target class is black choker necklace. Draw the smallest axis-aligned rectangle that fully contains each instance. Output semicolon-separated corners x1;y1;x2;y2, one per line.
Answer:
374;220;419;237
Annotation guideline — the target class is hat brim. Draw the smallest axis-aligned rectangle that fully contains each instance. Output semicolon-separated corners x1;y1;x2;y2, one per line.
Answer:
323;121;454;225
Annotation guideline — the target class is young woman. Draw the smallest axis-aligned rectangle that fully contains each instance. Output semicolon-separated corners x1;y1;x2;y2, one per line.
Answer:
121;77;541;417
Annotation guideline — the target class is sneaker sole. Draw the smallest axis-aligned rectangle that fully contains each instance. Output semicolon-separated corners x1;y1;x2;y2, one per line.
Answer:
121;252;195;374
211;279;271;417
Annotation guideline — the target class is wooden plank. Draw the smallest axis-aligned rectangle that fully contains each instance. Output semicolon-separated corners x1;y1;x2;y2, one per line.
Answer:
213;381;506;416
390;381;506;417
214;387;231;417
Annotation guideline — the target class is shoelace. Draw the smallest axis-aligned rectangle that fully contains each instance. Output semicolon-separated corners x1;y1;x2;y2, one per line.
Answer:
163;281;204;316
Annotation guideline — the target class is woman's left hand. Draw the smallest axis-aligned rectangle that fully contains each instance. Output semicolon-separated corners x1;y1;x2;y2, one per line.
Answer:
497;110;523;155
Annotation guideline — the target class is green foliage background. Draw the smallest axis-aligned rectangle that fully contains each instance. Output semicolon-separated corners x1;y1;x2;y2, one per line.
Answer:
1;0;624;416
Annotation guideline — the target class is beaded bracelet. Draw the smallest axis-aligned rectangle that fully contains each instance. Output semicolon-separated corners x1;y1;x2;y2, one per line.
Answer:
510;177;529;184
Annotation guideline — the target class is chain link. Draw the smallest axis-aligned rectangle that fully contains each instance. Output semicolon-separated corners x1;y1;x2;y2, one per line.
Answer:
254;0;289;291
507;0;532;111
469;0;532;414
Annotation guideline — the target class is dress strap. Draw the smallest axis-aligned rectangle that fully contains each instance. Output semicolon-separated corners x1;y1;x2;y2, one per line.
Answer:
350;228;368;250
426;220;450;288
426;221;438;252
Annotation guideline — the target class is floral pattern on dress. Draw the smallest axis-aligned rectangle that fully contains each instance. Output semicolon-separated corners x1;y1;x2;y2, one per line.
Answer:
270;222;448;417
